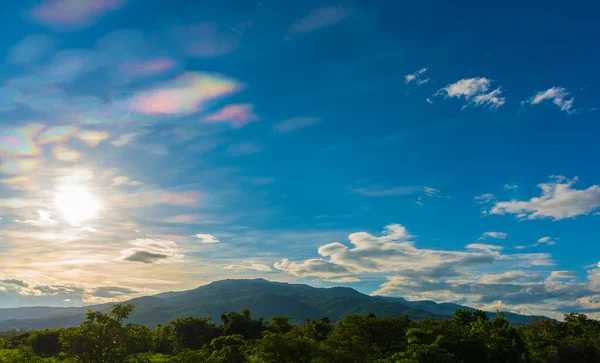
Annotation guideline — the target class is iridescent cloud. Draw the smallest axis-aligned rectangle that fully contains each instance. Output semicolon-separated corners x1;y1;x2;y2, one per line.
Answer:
130;72;242;116
31;0;127;29
204;104;258;128
0;159;40;174
37;126;79;144
52;145;80;162
118;58;176;79
0;124;43;156
8;34;54;65
76;130;110;147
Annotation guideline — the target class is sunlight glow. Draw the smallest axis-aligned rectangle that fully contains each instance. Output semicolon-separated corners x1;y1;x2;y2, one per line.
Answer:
55;184;100;226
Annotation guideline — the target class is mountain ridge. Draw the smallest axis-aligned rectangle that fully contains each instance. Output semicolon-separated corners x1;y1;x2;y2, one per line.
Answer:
0;278;546;331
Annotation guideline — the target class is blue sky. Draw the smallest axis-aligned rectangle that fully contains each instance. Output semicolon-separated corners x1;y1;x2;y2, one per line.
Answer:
0;0;599;318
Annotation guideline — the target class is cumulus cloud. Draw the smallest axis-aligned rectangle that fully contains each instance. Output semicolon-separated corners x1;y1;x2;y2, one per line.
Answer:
436;77;505;110
288;5;349;36
224;263;272;272
195;234;220;243
551;271;578;279
405;67;429;85
117;238;182;264
273;117;321;134
523;87;575;114
275;224;497;279
1;279;30;288
490;176;600;220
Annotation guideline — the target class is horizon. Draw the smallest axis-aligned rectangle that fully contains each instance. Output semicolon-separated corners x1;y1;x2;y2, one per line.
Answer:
1;0;600;321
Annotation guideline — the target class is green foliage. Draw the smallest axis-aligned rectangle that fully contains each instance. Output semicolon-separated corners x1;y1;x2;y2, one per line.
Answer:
3;305;600;363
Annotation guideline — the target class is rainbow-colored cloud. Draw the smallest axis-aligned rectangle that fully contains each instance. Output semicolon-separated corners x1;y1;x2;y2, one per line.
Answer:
31;0;126;29
204;104;258;128
130;72;241;116
0;124;43;156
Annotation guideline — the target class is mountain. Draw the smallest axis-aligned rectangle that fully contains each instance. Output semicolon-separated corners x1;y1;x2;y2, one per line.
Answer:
0;278;545;331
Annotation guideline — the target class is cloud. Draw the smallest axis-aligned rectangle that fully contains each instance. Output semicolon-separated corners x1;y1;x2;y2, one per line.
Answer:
516;236;558;250
490;176;600;220
424;186;441;197
436;77;505;110
203;104;258;128
76;130;110;147
504;183;518;190
275;224;497;278
288;5;349;36
195;234;220;244
93;286;137;298
1;279;30;288
273;117;321;134
466;243;504;252
479;232;508;240
227;142;263;156
111;176;142;188
8;34;54;64
30;0;127;30
0;124;43;157
405;67;429;85
551;271;578;279
224;264;272;272
474;193;496;204
523;87;575;114
172;22;245;57
111;132;140;147
129;72;242;116
118;58;176;80
117;238;182;264
350;185;424;197
15;210;57;227
326;277;361;283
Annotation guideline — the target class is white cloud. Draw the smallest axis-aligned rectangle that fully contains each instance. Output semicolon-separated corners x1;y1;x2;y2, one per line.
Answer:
436;77;505;110
466;243;504;252
491;176;600;220
15;210;57;227
504;183;518;190
474;193;496;204
326;276;360;283
523;87;575;114
273;117;321;134
405;67;429;85
195;234;220;243
478;232;508;240
424;186;441;197
551;271;577;279
288;6;349;36
516;236;558;250
224;263;272;272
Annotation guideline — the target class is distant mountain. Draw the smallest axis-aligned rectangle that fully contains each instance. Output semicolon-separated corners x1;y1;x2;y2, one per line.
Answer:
0;278;545;331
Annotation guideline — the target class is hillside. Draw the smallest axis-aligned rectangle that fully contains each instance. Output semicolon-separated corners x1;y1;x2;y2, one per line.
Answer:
0;278;544;331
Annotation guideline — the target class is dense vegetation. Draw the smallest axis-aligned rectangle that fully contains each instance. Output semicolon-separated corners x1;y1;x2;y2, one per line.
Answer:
1;303;599;363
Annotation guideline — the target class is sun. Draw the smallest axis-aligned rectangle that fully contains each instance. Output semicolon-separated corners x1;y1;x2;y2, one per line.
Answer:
55;185;101;226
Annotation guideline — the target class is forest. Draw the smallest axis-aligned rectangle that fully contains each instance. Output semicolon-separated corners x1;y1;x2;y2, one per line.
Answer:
1;303;599;363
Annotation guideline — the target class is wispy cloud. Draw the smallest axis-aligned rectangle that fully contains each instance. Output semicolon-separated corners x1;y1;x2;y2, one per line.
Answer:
195;234;220;244
405;67;429;85
273;117;321;134
522;87;575;114
224;263;272;272
227;142;263;157
172;22;246;57
350;185;424;197
436;77;505;110
8;34;54;64
30;0;127;30
129;72;242;116
478;232;508;240
204;104;258;128
490;176;600;220
288;5;349;36
516;236;558;250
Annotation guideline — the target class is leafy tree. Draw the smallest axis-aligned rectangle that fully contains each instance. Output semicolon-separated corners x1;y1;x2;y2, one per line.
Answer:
301;317;332;342
164;316;221;352
209;334;247;363
248;331;317;363
220;309;265;340
26;329;63;357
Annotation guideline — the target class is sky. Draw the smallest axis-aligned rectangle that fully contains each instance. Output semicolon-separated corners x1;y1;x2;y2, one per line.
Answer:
0;0;599;319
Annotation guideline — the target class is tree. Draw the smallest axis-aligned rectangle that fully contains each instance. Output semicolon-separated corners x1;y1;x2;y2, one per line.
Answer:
220;309;265;340
60;303;148;363
26;329;63;357
164;316;221;351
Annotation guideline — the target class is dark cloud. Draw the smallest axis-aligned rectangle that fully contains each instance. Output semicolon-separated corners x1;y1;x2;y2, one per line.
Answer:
1;279;29;288
93;286;138;298
120;250;169;264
